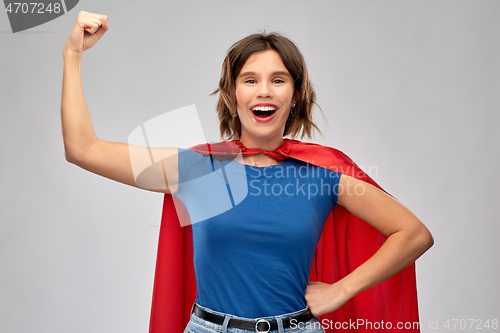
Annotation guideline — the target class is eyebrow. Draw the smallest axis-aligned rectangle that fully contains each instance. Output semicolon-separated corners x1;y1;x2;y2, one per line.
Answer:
238;71;291;78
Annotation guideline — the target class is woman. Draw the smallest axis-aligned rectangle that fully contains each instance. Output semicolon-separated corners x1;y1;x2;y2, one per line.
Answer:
62;11;433;333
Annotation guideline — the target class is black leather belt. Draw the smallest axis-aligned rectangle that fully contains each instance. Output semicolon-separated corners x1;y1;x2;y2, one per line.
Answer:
193;304;314;332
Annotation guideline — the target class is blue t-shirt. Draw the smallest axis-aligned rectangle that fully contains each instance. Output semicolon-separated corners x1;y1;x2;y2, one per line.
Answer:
173;149;341;318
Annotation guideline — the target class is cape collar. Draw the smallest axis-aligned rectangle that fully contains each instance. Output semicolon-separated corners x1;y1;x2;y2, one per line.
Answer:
189;139;297;161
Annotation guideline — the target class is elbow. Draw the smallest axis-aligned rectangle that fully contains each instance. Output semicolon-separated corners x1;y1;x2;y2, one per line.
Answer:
65;149;78;164
63;136;79;164
415;224;434;255
63;138;98;166
64;145;86;166
426;230;434;250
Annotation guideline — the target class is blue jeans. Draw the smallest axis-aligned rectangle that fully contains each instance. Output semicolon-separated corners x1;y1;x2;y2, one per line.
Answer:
183;303;325;333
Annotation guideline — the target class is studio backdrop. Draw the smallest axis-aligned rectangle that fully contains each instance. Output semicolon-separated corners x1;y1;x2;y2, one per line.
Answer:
1;1;499;332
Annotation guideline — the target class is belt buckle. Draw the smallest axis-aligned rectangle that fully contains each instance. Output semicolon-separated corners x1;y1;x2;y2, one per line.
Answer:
255;318;271;333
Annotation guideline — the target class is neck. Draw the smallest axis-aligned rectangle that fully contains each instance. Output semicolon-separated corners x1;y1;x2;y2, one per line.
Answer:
239;133;284;151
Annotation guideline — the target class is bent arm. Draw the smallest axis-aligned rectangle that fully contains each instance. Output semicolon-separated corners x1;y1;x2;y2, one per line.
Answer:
305;174;434;317
336;175;434;296
61;30;178;193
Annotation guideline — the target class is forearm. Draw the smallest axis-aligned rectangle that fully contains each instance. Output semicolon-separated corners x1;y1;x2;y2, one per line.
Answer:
61;48;99;162
339;225;433;298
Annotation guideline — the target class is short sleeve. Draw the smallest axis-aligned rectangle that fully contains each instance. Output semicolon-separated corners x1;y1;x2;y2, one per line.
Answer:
175;149;212;196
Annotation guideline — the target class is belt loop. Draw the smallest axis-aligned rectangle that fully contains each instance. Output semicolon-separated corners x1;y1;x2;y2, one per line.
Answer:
276;316;284;333
221;315;230;333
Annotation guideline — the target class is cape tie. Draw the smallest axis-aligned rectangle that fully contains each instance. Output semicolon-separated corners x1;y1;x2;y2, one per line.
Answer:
189;139;296;161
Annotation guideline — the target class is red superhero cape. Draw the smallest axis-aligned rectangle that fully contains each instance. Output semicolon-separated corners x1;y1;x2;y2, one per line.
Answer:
149;139;420;333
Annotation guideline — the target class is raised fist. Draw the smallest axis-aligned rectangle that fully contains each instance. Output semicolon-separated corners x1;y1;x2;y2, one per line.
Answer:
64;11;109;54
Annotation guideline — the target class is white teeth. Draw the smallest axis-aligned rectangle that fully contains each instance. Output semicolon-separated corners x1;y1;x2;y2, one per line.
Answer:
252;106;276;111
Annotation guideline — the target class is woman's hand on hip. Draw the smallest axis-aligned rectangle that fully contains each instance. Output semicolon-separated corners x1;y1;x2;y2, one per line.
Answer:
64;11;109;54
305;281;351;318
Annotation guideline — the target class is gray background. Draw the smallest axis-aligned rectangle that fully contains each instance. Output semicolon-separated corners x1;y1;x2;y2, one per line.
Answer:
1;0;499;332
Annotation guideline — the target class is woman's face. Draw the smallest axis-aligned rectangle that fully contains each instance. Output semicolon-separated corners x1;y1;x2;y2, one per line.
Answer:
235;49;296;145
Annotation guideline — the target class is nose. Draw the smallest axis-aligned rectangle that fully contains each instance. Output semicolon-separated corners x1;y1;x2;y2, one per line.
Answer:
257;82;272;98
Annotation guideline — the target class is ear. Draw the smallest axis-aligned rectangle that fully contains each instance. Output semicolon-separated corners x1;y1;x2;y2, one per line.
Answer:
292;90;300;106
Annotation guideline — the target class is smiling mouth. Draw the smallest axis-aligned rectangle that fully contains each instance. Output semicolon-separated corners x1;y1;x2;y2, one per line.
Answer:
252;106;276;118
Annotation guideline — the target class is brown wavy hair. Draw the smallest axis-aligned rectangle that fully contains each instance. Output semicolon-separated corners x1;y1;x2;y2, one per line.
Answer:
212;32;322;140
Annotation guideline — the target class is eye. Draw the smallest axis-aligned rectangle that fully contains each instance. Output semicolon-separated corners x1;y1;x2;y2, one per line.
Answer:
245;79;256;84
273;79;285;84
